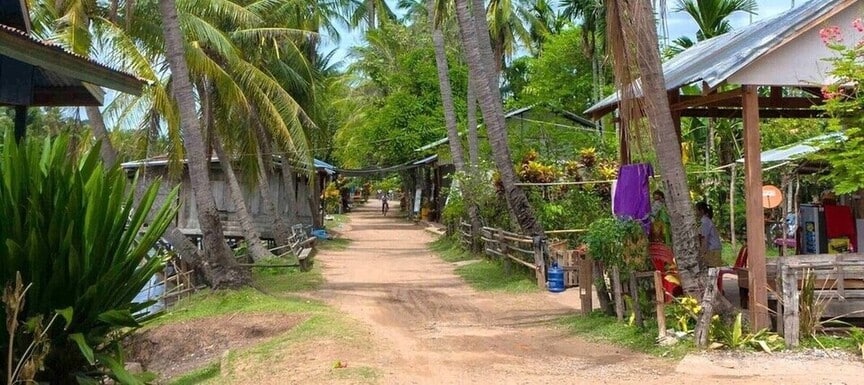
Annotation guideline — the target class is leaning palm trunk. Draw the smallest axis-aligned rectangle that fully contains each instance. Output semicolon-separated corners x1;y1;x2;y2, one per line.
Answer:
255;128;293;247
158;0;248;288
429;0;466;173
85;106;118;168
211;136;275;263
454;0;543;236
606;0;702;296
457;9;484;249
90;95;220;284
606;1;736;341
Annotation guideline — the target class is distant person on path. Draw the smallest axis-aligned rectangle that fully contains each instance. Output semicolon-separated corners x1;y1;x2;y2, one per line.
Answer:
696;202;723;267
382;190;389;216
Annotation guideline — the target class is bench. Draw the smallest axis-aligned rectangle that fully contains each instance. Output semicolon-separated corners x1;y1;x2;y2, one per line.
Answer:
290;225;316;271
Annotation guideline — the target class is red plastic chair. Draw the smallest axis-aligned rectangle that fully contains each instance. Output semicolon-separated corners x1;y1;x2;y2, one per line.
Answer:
717;245;747;294
648;242;682;302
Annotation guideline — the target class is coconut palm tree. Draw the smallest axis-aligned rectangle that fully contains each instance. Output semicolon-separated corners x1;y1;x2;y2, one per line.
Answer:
428;0;467;175
486;0;531;74
606;0;711;329
158;0;250;287
674;0;757;40
454;0;543;236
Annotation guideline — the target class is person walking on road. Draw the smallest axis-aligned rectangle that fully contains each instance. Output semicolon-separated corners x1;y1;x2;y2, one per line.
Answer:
381;190;390;216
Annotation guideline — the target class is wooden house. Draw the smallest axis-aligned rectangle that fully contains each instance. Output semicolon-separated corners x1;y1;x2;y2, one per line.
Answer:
121;156;336;242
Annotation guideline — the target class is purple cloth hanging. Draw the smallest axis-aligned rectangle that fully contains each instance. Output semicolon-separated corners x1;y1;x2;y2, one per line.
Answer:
613;163;653;231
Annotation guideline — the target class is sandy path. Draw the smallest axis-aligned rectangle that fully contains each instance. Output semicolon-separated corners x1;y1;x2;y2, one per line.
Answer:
312;200;863;385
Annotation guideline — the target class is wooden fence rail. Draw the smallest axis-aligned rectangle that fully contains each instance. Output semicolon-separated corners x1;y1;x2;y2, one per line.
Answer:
459;222;595;314
771;253;864;347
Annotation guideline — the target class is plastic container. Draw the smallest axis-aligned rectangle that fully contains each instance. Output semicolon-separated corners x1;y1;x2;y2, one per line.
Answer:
547;262;565;293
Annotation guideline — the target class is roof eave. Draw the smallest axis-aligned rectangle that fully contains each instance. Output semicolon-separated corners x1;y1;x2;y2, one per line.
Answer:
0;27;146;96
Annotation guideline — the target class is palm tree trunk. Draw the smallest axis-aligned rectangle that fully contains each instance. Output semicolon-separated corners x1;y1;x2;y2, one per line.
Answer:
85;106;118;168
609;0;702;295
455;0;543;236
467;83;479;166
158;0;248;288
429;0;466;172
280;155;301;226
254;126;293;246
211;135;274;263
459;12;484;250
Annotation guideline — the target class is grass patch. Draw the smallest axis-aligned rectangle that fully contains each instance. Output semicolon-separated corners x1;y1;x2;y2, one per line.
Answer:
455;259;538;293
800;333;863;353
429;236;478;263
168;363;220;385
324;213;349;229
157;271;368;384
329;366;381;383
318;237;352;251
252;265;324;293
560;311;693;359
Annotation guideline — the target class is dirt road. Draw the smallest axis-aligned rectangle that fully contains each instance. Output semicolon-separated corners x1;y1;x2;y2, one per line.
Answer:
312;200;862;385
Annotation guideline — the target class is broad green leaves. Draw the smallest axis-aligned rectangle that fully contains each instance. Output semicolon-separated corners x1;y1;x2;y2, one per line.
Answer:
0;132;178;382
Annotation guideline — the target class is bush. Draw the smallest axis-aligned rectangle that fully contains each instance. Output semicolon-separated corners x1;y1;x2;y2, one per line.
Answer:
0;133;178;383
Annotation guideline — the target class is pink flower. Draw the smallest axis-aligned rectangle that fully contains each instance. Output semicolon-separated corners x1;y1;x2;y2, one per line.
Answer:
821;86;838;100
854;18;864;32
820;26;843;44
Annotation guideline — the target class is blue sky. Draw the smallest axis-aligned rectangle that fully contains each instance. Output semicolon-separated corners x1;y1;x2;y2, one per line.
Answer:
321;0;798;67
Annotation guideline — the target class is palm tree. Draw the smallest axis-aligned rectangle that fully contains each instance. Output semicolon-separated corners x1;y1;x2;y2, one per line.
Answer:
560;0;606;102
486;0;531;73
429;0;466;174
454;0;543;236
351;0;397;29
158;0;249;287
606;0;713;335
674;0;757;40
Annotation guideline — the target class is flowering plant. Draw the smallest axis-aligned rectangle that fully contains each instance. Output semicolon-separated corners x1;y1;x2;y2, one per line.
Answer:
819;17;864;193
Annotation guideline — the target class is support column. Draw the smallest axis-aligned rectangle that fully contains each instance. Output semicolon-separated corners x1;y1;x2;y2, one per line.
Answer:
742;85;769;330
14;105;27;142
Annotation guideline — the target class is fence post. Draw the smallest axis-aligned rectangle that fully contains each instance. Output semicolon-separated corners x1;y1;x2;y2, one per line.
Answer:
629;271;643;328
654;270;667;338
533;236;547;289
580;253;594;315
498;229;511;274
781;263;800;347
612;266;624;321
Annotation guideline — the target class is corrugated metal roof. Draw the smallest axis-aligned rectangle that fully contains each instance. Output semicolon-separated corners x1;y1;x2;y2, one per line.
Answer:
585;0;846;116
735;132;844;163
0;23;149;89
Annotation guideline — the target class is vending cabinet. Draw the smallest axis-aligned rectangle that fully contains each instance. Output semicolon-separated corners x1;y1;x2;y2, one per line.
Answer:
799;204;828;254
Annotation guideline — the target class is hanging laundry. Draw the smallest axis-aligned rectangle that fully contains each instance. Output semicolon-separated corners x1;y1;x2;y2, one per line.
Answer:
613;163;653;231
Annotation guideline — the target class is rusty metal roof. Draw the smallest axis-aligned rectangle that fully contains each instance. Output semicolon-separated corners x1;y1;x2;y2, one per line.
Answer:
0;22;148;96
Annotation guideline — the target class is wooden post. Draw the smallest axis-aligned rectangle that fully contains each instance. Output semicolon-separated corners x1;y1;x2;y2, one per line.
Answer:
781;263;800;347
742;85;770;330
629;271;643;328
580;253;594;315
612;266;624;321
695;268;720;348
654;270;667;338
14;105;27;143
730;163;737;251
499;229;511;274
533;236;546;289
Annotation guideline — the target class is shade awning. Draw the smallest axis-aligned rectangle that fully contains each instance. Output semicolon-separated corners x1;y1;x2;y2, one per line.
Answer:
736;133;844;164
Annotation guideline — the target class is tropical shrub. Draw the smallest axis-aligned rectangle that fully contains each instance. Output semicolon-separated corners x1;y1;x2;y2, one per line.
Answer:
0;133;178;383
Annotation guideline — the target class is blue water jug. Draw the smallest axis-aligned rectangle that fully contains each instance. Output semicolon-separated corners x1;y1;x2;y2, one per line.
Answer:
547;262;565;293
